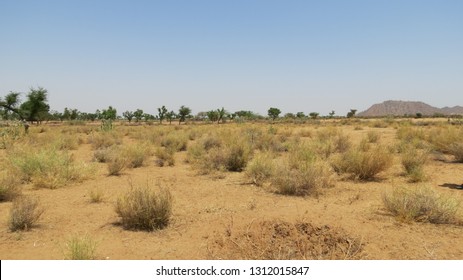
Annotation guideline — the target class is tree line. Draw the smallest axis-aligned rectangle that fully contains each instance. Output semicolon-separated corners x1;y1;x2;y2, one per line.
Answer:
1;87;358;124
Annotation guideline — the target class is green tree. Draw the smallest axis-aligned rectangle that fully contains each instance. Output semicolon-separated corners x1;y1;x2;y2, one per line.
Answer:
296;112;306;118
18;87;50;123
0;92;22;120
284;113;296;119
157;106;168;124
178;106;191;124
133;109;144;122
328;110;335;118
217;107;226;124
347;109;357;118
309;112;319;119
123;111;134;122
207;110;219;122
267;107;281;121
165;110;176;124
101;106;117;120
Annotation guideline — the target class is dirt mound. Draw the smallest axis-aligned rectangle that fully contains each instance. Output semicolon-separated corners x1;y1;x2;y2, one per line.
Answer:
209;219;364;260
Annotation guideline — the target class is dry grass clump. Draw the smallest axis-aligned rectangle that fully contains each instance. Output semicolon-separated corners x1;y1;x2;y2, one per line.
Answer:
401;147;429;182
312;128;351;158
8;196;44;231
88;131;122;150
187;135;252;174
7;146;93;189
93;147;115;163
154;147;175;167
88;188;104;203
382;186;461;224
366;130;380;143
160;132;188;152
64;234;98;260
0;174;22;202
331;144;393;181
115;185;172;231
124;145;149;168
54;135;79;150
271;161;334;196
106;152;127;176
424;126;463;154
245;152;275;186
449;142;463;163
210;219;363;260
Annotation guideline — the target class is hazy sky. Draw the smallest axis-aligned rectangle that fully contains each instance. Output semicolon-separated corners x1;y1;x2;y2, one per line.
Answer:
1;0;462;116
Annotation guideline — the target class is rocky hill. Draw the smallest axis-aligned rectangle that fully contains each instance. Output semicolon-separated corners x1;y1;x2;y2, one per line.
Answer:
358;100;463;117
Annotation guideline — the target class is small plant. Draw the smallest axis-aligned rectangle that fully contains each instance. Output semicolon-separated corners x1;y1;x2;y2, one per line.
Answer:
449;142;463;163
154;147;175;167
331;145;393;181
115;185;172;231
0;174;22;202
271;161;334;196
8;196;44;231
88;188;104;203
107;153;127;176
65;234;98;260
366;130;380;143
160;133;188;152
401;147;429;182
245;152;275;186
124;145;149;168
382;186;461;224
8;146;93;189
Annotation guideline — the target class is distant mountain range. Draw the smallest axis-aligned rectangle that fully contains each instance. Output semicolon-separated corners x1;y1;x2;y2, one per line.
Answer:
357;100;463;117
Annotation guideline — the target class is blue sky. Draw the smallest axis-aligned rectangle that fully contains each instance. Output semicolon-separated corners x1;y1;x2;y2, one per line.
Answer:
1;0;462;116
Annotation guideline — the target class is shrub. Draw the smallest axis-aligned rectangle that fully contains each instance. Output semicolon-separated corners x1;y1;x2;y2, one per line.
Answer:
65;234;98;260
210;219;363;260
106;152;127;176
93;147;114;163
225;143;251;172
88;188;104;203
160;133;188;152
88;132;122;150
8;196;44;231
0;174;22;202
382;186;461;224
449;143;463;163
124;145;149;168
331;145;393;181
8;146;93;189
401;147;429;182
245;152;275;186
154;148;175;167
366;131;380;143
115;185;172;231
271;161;334;196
